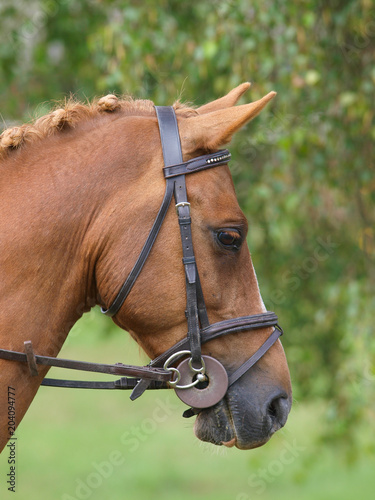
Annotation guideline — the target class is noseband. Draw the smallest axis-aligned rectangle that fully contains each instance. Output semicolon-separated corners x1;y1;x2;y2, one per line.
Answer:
0;106;283;417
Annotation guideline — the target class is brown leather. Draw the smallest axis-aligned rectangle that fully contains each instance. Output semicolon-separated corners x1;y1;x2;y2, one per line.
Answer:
163;150;231;178
147;312;279;369
0;341;171;381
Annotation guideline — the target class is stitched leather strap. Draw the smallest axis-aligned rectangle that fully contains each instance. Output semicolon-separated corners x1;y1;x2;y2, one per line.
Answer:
0;344;171;381
101;179;175;317
228;325;283;386
155;106;204;368
163;150;231;178
40;320;281;392
155;106;183;165
148;312;279;368
42;377;169;390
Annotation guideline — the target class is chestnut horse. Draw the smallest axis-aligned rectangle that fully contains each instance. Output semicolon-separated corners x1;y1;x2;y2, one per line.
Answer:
0;83;291;452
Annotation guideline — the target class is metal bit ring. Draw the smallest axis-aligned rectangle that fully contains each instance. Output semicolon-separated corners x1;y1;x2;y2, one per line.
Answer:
163;350;206;389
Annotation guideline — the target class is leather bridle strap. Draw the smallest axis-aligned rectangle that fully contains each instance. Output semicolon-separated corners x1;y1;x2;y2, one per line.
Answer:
147;312;280;368
41;377;169;390
100;179;175;317
40;321;281;392
155;106;205;367
228;325;282;386
0;345;172;381
27;313;279;392
128;106;206;400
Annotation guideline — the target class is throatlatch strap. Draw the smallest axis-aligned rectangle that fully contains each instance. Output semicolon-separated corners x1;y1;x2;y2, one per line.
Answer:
101;180;175;317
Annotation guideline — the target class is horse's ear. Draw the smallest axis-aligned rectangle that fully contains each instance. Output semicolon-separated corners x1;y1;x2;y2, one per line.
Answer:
180;91;276;153
197;82;251;114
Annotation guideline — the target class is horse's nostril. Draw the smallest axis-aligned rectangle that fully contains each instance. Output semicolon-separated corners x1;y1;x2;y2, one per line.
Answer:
266;394;290;429
268;400;278;419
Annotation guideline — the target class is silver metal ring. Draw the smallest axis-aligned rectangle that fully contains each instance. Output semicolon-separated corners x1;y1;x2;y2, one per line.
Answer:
163;350;206;390
188;356;206;374
163;350;191;371
166;367;181;388
175;377;202;390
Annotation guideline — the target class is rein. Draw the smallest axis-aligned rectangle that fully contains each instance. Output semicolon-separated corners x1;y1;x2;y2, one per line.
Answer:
0;106;283;416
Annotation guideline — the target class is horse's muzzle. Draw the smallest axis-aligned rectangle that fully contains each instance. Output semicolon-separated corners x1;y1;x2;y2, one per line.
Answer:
194;380;292;449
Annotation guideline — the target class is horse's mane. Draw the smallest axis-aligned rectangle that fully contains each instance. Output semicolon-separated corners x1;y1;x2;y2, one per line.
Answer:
0;94;196;159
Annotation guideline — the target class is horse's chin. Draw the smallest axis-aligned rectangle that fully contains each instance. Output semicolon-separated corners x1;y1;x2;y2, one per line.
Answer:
193;395;283;450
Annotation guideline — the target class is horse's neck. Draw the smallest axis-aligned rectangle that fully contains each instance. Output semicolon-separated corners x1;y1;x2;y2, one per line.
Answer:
0;151;99;351
0;115;156;449
0;142;103;450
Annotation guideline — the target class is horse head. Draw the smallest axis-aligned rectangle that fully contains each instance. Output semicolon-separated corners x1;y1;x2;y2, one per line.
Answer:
0;83;291;452
95;83;292;449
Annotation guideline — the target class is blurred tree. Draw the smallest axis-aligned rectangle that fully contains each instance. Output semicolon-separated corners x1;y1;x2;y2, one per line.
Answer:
0;0;374;458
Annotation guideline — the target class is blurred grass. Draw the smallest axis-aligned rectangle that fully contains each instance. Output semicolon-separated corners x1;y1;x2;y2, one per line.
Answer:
1;309;374;499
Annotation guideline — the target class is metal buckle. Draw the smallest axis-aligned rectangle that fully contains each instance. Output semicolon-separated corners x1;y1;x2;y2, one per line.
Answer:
175;202;190;214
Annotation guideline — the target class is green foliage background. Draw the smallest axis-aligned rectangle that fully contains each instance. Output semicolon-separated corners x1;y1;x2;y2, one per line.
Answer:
0;0;374;497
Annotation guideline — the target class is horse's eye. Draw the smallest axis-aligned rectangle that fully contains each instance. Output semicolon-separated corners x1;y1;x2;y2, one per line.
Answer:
217;229;242;250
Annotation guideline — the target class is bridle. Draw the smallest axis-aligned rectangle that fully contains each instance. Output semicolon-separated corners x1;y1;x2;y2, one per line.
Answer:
0;105;283;417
